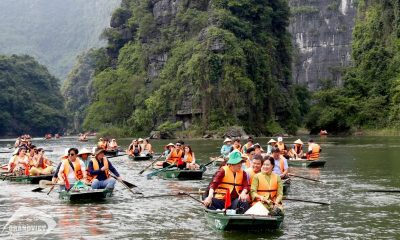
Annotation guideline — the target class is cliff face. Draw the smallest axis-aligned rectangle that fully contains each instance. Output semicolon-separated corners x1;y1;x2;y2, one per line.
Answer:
289;0;357;90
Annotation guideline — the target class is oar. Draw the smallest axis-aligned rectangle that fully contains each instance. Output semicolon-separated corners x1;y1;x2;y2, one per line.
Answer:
146;164;175;179
111;175;137;189
47;178;58;195
288;173;324;183
366;189;400;193
32;180;59;192
283;197;330;205
112;175;142;195
139;154;164;175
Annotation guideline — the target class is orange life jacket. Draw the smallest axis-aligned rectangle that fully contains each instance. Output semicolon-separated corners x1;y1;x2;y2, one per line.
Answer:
309;144;321;160
277;142;285;154
185;152;194;163
62;159;83;180
87;157;110;183
167;149;183;165
254;172;278;203
214;166;244;200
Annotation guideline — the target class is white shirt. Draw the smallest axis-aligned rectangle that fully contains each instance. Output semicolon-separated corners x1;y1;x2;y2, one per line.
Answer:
58;159;85;184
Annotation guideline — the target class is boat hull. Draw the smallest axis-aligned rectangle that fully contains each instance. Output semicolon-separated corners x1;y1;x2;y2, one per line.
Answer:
104;150;118;157
288;159;326;168
6;174;53;184
205;209;284;231
156;166;206;180
59;189;113;202
129;155;153;161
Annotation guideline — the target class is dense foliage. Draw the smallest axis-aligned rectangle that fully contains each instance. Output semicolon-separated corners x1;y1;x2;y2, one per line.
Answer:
0;55;66;136
84;0;304;136
0;0;119;80
306;0;400;134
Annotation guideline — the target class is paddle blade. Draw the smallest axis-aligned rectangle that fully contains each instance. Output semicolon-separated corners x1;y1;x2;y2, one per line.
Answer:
32;187;44;192
122;180;137;189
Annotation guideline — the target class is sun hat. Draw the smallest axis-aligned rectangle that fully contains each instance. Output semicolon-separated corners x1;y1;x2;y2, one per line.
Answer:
267;139;277;144
138;138;143;142
294;139;303;145
94;147;105;156
223;138;232;143
277;137;283;142
226;151;246;165
78;148;92;156
166;143;174;147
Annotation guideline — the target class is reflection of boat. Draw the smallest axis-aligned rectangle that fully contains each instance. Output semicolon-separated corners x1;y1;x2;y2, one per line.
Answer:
288;159;326;168
59;188;113;202
104;149;118;157
128;155;153;161
204;208;284;231
4;174;53;184
153;166;206;180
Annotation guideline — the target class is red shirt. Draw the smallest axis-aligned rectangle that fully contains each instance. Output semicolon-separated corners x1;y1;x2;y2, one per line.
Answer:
210;167;249;199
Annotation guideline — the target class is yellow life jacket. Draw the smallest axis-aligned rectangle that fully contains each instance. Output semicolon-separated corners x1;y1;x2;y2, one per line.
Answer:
87;157;110;183
62;159;83;180
309;144;321;160
254;172;279;203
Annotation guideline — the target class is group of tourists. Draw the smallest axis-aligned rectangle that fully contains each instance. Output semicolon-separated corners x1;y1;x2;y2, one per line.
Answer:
207;136;322;215
7;145;54;176
97;138;119;151
158;141;199;170
126;138;154;157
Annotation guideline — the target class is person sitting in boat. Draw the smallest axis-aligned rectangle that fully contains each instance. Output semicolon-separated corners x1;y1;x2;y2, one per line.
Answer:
127;139;142;157
276;137;289;159
78;148;92;168
288;139;304;159
220;138;233;158
246;154;263;185
78;133;88;141
164;142;185;169
253;143;264;155
266;139;277;155
183;145;199;170
14;136;21;148
142;138;154;156
250;157;283;215
138;138;145;151
271;147;289;179
97;138;108;149
243;147;255;170
108;139;118;151
307;139;321;160
8;147;29;175
88;148;122;190
203;151;250;213
27;145;37;163
29;148;54;175
241;137;254;154
231;138;242;152
57;148;87;191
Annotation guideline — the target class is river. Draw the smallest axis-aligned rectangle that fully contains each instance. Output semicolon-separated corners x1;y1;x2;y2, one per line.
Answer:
0;136;399;239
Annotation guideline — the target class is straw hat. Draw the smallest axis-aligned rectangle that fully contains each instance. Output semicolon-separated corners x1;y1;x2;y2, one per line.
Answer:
294;139;303;145
223;138;232;143
78;148;92;156
94;147;105;156
166;143;174;147
138;138;143;142
267;139;277;144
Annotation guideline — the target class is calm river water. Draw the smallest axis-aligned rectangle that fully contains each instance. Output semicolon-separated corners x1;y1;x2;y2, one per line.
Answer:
0;136;399;239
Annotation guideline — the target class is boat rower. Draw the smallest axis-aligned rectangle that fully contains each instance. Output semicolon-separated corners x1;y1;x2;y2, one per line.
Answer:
88;148;122;190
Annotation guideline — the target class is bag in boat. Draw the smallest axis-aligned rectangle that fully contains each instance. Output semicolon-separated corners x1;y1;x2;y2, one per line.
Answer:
244;202;269;216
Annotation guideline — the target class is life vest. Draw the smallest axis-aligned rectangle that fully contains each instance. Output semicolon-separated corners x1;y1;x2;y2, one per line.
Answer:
277;142;285;154
309;144;321;160
214;166;244;200
246;168;256;185
185;152;194;163
87;157;110;183
62;159;83;180
37;157;48;169
167;149;183;165
254;172;278;203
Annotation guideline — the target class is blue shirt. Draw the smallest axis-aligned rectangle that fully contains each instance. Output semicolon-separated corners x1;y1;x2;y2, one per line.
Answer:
88;158;120;181
273;157;288;175
220;144;232;157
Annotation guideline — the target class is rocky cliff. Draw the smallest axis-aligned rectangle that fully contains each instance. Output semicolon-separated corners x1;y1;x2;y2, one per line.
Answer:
289;0;357;90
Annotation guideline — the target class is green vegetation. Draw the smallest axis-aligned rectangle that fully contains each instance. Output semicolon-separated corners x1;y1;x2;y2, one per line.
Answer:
84;0;304;136
306;0;400;134
0;0;119;80
0;55;66;136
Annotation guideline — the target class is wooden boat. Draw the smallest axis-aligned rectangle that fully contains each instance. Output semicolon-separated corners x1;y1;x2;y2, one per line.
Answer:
204;208;284;231
78;138;88;142
4;174;53;184
128;155;153;161
288;159;326;168
154;165;206;180
104;149;118;157
59;188;113;202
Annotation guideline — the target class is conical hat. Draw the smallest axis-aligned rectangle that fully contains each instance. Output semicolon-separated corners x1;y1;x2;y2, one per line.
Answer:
267;139;277;144
78;148;92;156
223;138;232;143
294;139;303;145
244;202;270;216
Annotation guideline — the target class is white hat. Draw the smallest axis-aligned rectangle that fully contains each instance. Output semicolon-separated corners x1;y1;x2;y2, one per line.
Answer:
166;143;174;147
267;139;277;144
138;138;143;142
277;137;283;142
224;138;232;143
294;139;303;145
78;148;92;156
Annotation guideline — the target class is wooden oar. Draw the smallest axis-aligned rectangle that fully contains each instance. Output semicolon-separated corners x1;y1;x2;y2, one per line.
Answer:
283;197;330;205
47;178;58;195
366;189;400;193
113;176;142;195
139;154;164;175
31;180;58;192
111;175;137;189
146;164;175;179
288;173;324;183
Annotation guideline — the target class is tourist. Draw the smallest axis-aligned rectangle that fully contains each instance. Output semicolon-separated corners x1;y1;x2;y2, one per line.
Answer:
88;148;122;190
307;139;321;160
57;148;86;191
220;138;232;158
271;147;289;179
289;139;304;159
